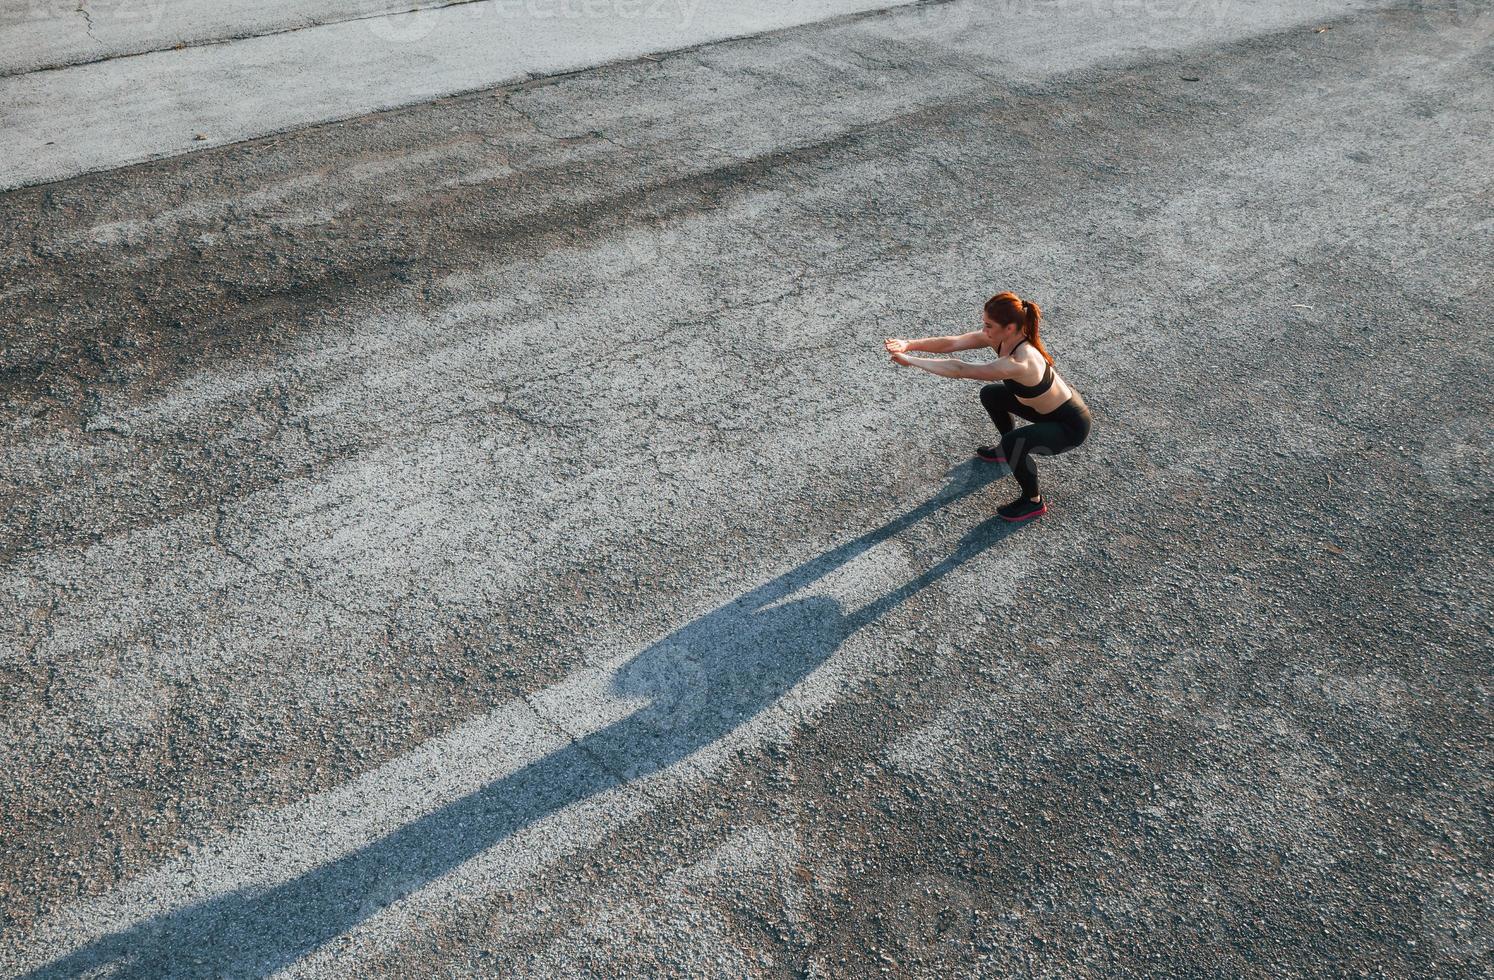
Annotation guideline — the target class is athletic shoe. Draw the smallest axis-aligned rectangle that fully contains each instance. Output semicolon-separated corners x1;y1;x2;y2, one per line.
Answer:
975;445;1007;463
998;495;1047;522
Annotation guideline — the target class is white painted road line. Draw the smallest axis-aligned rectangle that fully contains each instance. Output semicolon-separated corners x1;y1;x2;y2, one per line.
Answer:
0;0;917;190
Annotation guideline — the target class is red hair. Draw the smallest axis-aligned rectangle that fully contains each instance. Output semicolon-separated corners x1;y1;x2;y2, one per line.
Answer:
984;291;1053;366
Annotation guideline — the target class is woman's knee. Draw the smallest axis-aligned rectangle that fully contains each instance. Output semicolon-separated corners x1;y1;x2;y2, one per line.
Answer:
979;383;1007;409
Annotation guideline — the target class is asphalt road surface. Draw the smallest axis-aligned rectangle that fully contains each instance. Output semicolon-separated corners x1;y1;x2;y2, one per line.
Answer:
2;0;1491;976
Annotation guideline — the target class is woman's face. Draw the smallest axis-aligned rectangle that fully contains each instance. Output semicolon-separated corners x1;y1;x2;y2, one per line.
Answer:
981;313;1020;345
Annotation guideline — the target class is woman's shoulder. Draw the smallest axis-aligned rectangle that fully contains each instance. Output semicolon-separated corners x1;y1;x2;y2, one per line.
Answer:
1011;343;1048;372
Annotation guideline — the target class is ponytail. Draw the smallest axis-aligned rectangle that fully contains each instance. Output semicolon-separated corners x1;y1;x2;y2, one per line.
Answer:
984;292;1055;366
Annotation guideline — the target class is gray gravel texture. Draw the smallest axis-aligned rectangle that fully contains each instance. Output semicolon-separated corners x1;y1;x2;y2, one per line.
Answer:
2;0;1491;976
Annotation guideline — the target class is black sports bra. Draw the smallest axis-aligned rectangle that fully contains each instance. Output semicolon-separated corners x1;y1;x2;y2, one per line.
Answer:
1002;339;1055;398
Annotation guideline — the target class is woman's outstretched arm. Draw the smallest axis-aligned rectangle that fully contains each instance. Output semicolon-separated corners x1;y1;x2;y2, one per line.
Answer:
890;352;1010;381
884;330;986;354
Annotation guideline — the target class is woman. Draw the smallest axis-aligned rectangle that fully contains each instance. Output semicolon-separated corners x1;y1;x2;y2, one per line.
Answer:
884;291;1092;522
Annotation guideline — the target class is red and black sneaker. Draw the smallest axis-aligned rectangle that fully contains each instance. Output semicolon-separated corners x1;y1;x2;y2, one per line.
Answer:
975;445;1007;464
997;495;1047;522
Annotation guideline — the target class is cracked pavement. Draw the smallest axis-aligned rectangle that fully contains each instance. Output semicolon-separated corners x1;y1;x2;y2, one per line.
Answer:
1;0;1491;976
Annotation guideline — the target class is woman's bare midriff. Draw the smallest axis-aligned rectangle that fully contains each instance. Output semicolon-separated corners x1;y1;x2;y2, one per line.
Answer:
1000;346;1076;415
1017;375;1075;415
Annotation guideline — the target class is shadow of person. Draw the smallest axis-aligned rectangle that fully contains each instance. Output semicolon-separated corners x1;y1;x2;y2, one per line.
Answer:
27;461;1019;979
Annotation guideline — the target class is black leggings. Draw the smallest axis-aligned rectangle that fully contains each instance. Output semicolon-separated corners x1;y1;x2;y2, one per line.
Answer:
980;384;1092;498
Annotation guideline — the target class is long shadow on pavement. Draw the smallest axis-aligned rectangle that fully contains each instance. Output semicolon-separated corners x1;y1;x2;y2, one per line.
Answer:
29;461;1018;978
